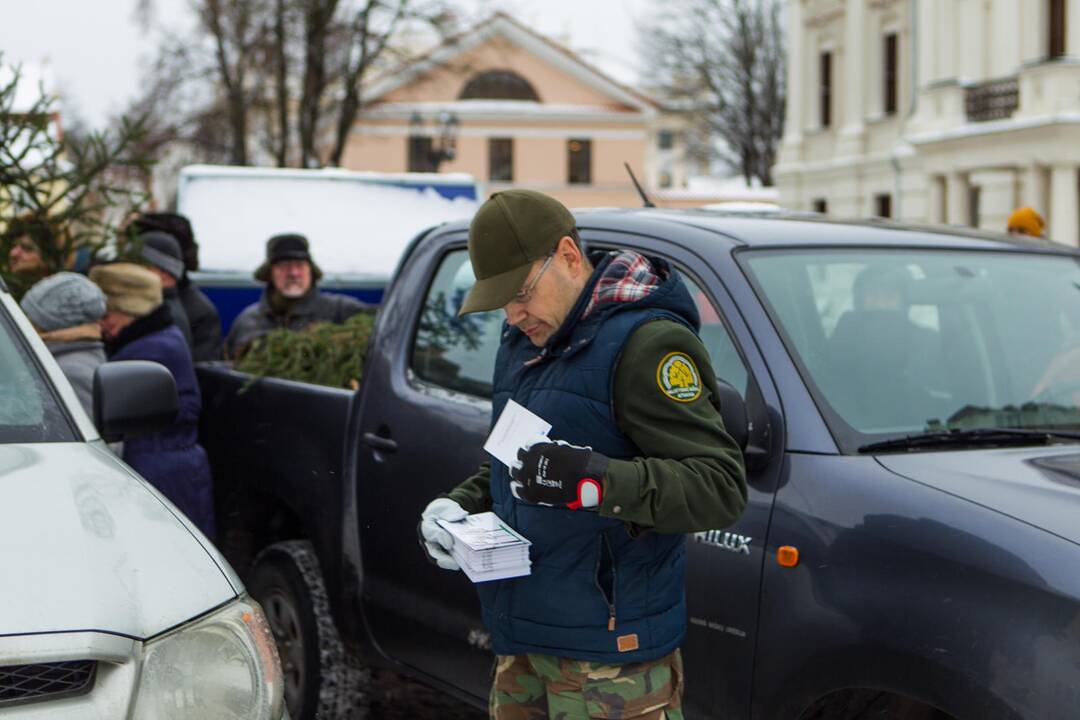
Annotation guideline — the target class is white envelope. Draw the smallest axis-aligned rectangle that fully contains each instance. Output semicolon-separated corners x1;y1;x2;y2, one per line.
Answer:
483;399;551;468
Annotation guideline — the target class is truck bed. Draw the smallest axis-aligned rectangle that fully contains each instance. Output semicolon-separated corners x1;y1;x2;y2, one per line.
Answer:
198;363;354;599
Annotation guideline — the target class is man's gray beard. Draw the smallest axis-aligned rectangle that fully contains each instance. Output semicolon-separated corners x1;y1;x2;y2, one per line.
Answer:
278;285;307;298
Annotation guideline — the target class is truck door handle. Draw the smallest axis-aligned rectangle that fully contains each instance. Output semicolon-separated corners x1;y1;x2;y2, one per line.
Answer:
362;432;398;453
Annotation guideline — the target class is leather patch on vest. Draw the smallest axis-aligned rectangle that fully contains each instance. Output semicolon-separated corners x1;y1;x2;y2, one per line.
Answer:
656;352;702;402
617;634;640;652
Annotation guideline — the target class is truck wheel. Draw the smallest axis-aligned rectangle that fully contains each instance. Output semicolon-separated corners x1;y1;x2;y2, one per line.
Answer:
248;541;368;720
802;690;953;720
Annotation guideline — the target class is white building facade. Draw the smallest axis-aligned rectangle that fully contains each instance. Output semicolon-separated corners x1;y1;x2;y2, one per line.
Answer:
775;0;1080;245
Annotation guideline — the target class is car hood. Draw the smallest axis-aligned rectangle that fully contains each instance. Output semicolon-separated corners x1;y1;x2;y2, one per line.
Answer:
0;443;237;639
876;445;1080;546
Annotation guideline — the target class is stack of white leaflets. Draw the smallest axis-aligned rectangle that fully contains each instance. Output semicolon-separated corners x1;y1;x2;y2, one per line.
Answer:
437;512;532;583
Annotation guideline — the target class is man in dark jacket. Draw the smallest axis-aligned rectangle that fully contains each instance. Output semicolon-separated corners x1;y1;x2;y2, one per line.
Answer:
133;213;223;361
137;230;194;352
418;190;747;719
89;262;216;541
225;233;369;358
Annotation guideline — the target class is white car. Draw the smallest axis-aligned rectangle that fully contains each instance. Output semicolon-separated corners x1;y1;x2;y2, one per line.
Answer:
0;279;287;719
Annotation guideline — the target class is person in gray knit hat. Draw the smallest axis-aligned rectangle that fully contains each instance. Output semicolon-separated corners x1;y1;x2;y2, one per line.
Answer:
132;213;223;361
137;230;195;354
20;272;108;416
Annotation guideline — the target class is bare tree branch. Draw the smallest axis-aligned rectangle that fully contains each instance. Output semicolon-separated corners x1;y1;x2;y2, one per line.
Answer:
128;0;453;171
642;0;785;186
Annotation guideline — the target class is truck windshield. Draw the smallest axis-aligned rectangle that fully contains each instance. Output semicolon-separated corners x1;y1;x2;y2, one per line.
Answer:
0;308;76;443
742;249;1080;451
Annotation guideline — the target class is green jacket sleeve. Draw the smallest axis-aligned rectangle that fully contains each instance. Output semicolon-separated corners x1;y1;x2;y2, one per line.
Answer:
448;462;492;514
600;319;748;533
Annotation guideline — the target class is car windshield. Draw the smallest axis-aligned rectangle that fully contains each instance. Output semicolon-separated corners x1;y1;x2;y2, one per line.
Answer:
0;307;76;443
742;248;1080;451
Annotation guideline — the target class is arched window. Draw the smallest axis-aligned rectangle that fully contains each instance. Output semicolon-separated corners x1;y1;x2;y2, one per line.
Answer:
459;70;540;101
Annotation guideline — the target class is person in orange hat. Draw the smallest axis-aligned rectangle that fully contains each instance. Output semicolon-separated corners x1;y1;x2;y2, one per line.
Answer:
1006;207;1046;238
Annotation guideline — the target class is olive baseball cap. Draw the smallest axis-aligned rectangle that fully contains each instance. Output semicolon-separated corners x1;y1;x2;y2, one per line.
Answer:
459;190;576;315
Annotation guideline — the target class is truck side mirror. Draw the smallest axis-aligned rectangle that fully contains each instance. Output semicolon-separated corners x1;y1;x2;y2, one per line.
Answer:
94;361;178;442
715;378;748;451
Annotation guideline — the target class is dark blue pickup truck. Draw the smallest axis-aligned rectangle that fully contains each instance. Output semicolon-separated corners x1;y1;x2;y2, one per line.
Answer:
198;209;1080;720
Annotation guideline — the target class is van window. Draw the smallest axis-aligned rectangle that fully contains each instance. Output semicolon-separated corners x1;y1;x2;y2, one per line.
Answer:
411;249;502;398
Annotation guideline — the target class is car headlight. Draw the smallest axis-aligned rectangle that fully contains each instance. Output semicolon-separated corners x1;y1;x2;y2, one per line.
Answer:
133;595;285;719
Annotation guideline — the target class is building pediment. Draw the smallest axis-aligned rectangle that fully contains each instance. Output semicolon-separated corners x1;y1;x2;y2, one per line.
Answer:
363;13;657;117
804;0;844;28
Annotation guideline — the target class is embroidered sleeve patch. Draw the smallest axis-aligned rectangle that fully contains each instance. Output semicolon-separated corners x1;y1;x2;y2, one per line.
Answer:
656;352;702;402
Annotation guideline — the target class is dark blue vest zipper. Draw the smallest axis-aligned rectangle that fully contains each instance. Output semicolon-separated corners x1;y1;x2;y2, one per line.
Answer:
595;532;617;631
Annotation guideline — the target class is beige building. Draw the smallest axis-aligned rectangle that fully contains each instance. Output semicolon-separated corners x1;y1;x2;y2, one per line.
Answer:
343;13;700;208
775;0;1080;245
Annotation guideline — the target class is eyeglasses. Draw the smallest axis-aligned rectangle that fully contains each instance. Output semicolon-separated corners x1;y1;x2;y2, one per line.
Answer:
512;253;555;305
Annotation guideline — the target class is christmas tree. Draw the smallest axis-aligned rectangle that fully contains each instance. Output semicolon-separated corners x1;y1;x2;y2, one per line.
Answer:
236;312;376;390
0;57;152;298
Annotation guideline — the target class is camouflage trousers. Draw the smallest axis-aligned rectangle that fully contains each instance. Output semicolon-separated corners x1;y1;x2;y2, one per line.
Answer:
489;648;684;720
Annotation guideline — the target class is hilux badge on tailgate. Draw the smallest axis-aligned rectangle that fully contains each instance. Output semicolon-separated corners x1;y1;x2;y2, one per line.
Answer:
694;530;752;555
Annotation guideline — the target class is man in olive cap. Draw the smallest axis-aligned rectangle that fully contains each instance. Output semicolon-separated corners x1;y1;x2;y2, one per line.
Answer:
418;189;747;718
225;233;369;358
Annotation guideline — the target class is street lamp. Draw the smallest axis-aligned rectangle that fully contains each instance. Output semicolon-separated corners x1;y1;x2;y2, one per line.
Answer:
408;111;460;172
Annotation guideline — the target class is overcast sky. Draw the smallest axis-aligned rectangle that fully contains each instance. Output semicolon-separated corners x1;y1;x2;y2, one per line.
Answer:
0;0;652;129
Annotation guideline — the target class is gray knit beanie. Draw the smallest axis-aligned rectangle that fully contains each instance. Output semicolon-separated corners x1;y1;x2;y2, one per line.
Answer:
20;272;108;331
138;230;186;281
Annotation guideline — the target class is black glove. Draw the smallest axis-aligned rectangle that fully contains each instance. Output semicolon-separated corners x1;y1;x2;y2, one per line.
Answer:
510;440;609;509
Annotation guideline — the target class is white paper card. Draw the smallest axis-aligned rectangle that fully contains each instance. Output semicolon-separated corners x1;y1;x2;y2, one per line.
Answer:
437;512;532;551
483;399;551;468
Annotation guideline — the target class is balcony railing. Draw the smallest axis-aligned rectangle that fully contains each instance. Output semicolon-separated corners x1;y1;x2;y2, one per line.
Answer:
965;77;1019;122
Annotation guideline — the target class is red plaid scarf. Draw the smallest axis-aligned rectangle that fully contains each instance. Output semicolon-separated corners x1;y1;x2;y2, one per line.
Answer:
582;251;664;319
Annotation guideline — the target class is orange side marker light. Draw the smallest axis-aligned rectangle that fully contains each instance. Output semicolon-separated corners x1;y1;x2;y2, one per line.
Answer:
777;546;799;568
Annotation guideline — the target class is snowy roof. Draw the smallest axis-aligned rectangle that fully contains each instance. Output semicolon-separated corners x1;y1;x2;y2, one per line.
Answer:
178;169;479;276
366;99;645;121
179;164;478;186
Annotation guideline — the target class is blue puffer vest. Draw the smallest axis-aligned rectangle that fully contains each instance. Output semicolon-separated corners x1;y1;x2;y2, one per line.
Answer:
478;253;701;663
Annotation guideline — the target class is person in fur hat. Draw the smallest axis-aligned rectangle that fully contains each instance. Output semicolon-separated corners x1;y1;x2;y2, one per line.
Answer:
90;262;216;540
224;232;369;358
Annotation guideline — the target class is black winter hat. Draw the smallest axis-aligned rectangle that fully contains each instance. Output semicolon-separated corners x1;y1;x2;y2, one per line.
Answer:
254;233;323;282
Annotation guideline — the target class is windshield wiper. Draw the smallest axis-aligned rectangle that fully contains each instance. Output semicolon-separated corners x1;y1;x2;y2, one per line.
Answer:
858;427;1080;454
